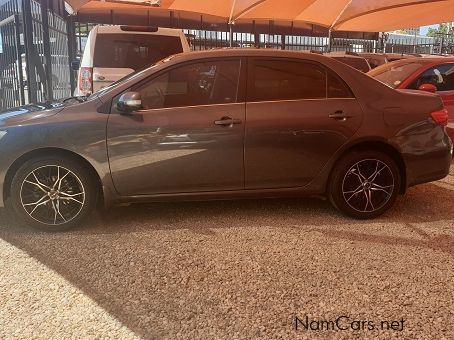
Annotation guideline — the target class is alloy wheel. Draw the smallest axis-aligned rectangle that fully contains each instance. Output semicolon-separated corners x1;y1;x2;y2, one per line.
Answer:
341;159;395;213
19;165;86;225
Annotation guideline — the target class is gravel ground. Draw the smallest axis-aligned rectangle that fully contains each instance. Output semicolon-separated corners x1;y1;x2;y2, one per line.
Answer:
0;162;453;340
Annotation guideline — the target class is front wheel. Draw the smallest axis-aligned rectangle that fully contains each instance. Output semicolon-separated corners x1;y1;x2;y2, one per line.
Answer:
10;157;97;231
329;150;401;219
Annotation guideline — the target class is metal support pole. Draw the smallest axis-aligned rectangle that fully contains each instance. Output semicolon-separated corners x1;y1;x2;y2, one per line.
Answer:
229;21;233;47
22;0;38;103
327;28;332;52
66;15;77;94
41;0;54;101
13;14;26;105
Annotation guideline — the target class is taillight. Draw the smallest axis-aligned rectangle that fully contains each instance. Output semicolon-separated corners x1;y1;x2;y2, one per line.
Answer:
430;108;448;126
79;67;93;95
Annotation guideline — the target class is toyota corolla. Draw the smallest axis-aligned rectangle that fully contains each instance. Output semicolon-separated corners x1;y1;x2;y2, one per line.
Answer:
0;49;451;231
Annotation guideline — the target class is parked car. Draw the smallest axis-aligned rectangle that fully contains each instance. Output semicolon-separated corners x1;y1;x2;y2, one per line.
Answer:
0;49;451;231
368;58;454;142
76;25;190;95
359;53;416;69
323;52;371;72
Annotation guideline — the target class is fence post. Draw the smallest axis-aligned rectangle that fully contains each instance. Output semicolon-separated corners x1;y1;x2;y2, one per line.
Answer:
66;14;76;94
22;0;38;103
40;0;53;101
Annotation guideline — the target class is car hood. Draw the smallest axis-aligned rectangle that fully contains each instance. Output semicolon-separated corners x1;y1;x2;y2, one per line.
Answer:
0;101;66;127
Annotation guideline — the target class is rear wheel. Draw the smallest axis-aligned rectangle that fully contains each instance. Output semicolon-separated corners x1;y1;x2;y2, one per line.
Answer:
10;157;97;231
329;150;401;219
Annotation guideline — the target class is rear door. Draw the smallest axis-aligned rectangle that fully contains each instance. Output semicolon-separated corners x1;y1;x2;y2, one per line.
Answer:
245;57;364;189
93;33;185;92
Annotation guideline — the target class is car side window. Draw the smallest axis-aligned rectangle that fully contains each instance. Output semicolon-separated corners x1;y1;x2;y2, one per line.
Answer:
133;60;241;110
327;71;354;98
409;63;454;91
249;59;326;102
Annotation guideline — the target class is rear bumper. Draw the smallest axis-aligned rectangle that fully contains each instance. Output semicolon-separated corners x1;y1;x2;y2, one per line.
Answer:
405;140;452;188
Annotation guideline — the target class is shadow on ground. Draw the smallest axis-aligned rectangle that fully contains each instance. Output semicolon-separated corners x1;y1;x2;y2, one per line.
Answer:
0;181;453;339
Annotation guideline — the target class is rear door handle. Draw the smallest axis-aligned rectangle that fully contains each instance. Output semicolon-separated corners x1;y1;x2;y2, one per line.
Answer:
329;110;353;120
214;116;242;126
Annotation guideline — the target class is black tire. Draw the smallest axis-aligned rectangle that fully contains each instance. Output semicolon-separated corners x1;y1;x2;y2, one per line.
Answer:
328;150;401;219
9;156;97;231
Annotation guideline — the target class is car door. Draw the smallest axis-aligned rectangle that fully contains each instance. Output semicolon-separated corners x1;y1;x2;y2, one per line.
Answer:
245;57;363;189
107;58;245;196
407;63;454;130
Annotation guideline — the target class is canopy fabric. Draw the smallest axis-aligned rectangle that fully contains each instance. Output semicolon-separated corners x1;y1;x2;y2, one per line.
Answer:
66;0;454;32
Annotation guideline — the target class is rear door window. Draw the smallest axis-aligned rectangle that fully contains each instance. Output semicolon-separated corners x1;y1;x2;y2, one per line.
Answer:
248;59;327;102
94;34;183;70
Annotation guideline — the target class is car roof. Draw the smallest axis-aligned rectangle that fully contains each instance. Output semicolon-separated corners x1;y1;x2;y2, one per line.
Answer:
393;56;454;64
95;25;185;37
168;48;337;62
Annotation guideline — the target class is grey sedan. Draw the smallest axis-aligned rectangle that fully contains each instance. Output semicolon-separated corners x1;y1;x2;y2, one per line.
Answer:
0;49;452;231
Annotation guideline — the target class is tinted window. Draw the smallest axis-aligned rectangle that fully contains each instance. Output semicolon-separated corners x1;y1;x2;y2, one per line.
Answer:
249;60;326;101
94;34;183;70
134;60;240;109
409;63;454;91
327;72;354;98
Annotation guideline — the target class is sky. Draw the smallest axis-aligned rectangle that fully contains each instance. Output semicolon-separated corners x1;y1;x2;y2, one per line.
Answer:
420;24;438;35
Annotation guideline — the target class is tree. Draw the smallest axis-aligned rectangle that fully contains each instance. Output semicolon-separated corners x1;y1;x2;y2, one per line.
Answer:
427;23;451;37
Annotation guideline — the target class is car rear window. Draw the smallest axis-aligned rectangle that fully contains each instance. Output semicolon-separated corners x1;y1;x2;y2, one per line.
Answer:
93;33;183;70
331;57;370;73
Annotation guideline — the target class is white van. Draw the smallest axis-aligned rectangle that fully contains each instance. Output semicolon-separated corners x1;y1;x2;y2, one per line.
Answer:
76;25;190;95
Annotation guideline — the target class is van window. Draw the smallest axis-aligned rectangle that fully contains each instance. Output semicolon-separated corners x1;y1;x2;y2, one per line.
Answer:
94;34;183;70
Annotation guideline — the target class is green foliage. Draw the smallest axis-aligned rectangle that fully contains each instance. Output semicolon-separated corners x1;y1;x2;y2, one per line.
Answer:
426;23;452;37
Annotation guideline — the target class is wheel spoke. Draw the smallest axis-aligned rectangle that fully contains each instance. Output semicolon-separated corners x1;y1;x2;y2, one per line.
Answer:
28;198;51;216
368;162;387;183
371;183;394;195
32;171;52;191
345;186;364;202
59;196;84;205
23;195;48;207
59;190;84;198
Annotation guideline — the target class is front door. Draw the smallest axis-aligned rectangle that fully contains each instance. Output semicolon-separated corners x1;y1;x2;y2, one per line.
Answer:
107;58;245;196
245;57;363;189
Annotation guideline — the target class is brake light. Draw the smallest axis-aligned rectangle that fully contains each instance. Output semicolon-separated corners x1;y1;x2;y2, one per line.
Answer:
430;108;448;126
79;67;93;94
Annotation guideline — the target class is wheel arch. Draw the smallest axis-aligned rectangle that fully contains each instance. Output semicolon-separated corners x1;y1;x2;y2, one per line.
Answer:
329;140;407;194
3;147;103;205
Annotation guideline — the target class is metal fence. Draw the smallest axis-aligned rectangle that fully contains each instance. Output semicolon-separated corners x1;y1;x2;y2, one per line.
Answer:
0;0;71;110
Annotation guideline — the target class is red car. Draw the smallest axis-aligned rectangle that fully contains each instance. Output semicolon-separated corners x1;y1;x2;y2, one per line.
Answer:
368;58;454;142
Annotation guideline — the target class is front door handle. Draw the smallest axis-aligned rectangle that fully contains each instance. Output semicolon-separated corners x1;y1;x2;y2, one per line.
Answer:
214;116;242;126
329;110;353;120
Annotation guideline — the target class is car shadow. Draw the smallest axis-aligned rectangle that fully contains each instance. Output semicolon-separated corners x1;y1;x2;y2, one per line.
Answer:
0;181;453;338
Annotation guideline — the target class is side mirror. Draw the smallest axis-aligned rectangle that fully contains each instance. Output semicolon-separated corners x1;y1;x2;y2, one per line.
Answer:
418;83;437;93
71;60;80;71
117;92;143;112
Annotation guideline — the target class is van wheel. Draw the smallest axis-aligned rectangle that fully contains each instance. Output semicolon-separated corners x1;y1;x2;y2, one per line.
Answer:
329;150;401;219
10;157;97;231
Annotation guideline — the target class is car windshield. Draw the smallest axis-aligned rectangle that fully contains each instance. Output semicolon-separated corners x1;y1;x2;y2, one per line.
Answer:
368;60;424;88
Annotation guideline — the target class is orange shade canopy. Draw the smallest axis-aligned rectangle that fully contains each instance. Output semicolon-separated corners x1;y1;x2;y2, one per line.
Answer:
66;0;454;32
